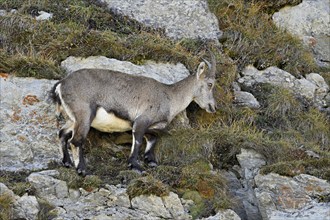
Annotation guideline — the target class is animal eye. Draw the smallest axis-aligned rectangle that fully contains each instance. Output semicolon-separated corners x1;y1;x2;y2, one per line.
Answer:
207;83;213;88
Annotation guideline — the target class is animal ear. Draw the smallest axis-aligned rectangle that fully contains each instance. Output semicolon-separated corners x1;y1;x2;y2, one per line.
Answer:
196;62;206;80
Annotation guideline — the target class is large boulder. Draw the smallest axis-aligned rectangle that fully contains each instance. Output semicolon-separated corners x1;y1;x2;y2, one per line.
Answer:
99;0;222;40
238;65;330;108
0;76;61;171
12;195;40;220
61;56;190;85
272;0;330;67
255;173;330;220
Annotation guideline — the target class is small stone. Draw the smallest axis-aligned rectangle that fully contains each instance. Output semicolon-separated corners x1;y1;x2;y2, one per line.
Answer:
36;11;53;20
49;207;67;216
201;209;241;220
234;91;260;109
12;195;40;220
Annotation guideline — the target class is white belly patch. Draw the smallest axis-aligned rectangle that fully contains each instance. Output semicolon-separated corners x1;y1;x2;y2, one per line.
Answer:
91;107;132;133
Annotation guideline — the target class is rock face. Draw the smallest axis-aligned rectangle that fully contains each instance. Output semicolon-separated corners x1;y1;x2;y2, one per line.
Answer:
0;77;61;171
238;65;330;108
61;56;190;85
0;170;204;220
273;0;330;67
99;0;222;40
229;148;266;220
255;173;330;220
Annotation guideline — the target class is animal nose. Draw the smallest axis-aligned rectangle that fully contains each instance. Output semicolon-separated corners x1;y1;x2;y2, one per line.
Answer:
208;104;216;113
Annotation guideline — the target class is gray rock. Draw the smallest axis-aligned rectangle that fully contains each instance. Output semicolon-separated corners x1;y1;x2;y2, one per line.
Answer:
131;194;172;218
0;182;15;198
36;11;53;20
233;91;260;109
100;0;222;40
0;77;61;171
272;0;330;67
231;148;265;220
0;9;7;16
293;174;330;197
27;171;69;205
12;194;40;220
236;148;266;181
200;209;241;220
61;56;190;85
255;173;330;220
162;192;190;219
269;201;330;220
105;184;131;208
238;65;330;108
49;207;67;217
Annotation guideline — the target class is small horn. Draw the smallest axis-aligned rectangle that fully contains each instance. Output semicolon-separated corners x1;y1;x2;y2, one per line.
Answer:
201;58;211;70
208;49;216;78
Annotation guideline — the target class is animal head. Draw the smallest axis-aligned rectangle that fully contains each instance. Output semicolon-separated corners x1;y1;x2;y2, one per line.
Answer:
193;53;217;113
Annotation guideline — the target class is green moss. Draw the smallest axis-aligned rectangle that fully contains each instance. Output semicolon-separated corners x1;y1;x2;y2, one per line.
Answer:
260;158;330;181
0;192;13;220
127;175;169;199
182;190;206;219
37;198;56;220
0;52;64;79
0;171;32;196
56;167;102;191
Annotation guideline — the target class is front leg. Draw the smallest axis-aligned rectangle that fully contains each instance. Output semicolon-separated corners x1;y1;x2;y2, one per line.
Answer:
128;131;144;172
144;133;158;167
128;119;148;172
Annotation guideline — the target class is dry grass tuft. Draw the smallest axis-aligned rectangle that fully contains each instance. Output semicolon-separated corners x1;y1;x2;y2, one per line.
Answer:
208;0;317;76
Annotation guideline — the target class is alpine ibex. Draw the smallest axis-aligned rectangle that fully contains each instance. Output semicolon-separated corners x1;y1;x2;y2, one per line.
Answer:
50;55;217;176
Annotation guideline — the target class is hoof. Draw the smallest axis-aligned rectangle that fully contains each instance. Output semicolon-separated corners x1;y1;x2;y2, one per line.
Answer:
148;162;158;168
128;162;144;174
63;161;73;168
77;168;87;177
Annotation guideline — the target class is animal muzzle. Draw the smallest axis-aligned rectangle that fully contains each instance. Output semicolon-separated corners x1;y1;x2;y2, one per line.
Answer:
207;103;216;113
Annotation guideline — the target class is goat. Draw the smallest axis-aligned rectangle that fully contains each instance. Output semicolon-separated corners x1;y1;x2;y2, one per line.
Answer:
50;55;217;176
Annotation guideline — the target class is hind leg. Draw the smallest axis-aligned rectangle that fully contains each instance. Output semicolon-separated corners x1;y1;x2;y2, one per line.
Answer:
59;121;74;167
70;108;93;176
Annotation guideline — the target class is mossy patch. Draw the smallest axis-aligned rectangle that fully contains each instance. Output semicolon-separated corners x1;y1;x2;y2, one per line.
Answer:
0;171;32;196
127;175;169;199
260;158;330;181
56;167;102;191
0;192;14;220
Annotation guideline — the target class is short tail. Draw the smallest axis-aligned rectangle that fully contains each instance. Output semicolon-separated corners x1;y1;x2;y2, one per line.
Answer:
49;81;62;105
49;81;63;121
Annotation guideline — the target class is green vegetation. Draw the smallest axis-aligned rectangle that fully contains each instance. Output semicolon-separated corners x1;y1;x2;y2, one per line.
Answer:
0;0;329;219
0;0;201;79
208;0;317;76
56;167;102;191
0;192;13;220
0;171;31;196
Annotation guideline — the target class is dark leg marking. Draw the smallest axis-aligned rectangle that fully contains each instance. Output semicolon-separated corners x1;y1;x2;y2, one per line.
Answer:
70;107;93;176
144;133;158;168
59;129;73;167
128;118;148;172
